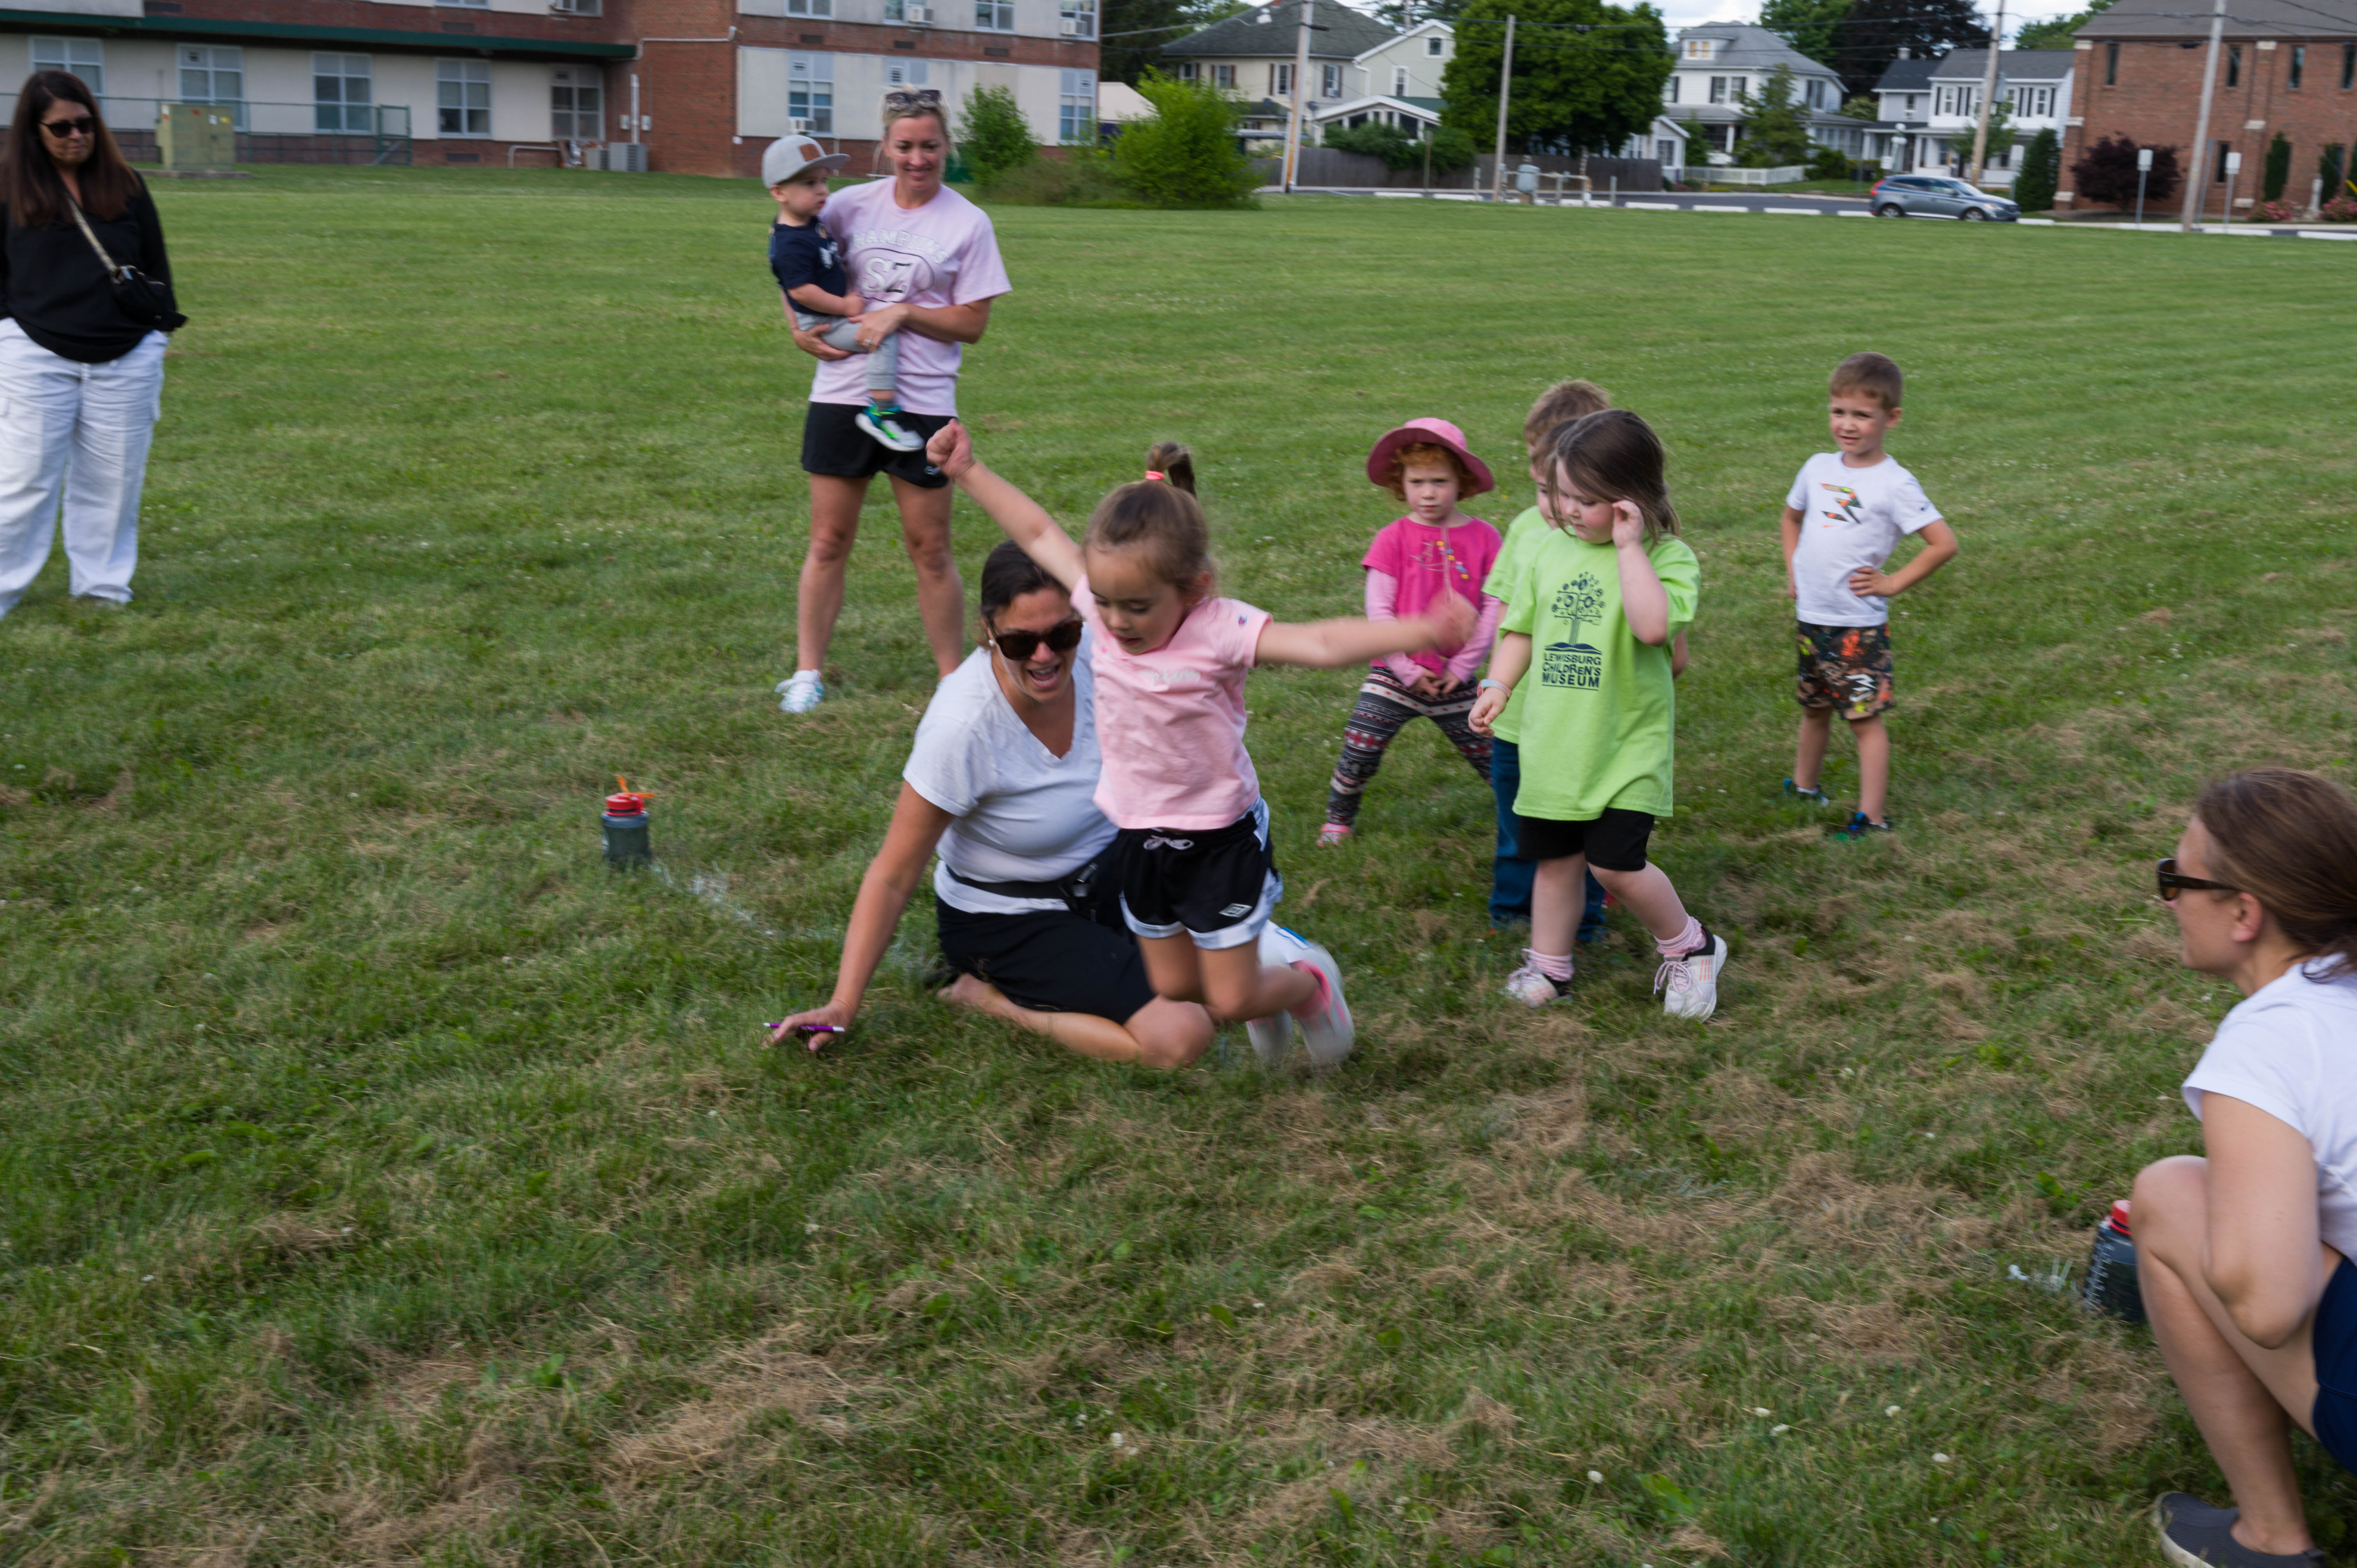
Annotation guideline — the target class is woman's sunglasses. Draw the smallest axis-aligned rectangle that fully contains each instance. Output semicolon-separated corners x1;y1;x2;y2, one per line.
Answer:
41;115;95;139
987;618;1083;662
2155;857;2237;902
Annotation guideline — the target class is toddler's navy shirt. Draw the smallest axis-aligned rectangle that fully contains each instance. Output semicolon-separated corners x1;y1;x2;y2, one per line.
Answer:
769;217;848;305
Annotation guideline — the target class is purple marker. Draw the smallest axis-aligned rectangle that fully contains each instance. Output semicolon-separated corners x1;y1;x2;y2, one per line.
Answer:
764;1022;845;1038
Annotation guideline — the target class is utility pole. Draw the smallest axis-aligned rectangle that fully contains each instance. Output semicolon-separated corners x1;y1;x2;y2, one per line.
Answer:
1491;13;1516;203
2179;0;2228;229
1968;0;2006;183
1283;0;1314;193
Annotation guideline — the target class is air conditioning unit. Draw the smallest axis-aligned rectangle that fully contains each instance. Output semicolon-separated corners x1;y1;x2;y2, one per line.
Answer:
903;4;931;21
548;0;601;13
596;141;648;172
1059;18;1082;34
791;117;816;134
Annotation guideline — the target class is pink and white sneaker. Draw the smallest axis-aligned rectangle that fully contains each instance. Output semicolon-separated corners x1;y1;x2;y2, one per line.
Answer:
1245;923;1309;1067
1317;823;1353;848
1502;951;1572;1008
1654;930;1728;1021
1286;939;1355;1065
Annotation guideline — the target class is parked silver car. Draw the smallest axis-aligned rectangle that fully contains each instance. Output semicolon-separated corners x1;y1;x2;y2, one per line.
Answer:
1869;176;2021;221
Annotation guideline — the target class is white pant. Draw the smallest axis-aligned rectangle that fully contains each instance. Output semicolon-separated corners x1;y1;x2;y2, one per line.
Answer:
0;319;166;616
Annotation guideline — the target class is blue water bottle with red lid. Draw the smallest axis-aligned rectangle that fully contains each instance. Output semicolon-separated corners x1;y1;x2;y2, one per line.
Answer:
2082;1198;2146;1324
603;776;652;869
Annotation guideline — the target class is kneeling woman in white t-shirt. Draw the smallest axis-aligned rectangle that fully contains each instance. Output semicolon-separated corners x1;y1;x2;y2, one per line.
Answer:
769;542;1213;1069
2137;768;2357;1567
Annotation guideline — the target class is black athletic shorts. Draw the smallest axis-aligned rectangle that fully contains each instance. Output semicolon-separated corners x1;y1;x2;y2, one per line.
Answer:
1514;807;1655;872
934;893;1158;1025
1115;798;1281;951
799;400;952;488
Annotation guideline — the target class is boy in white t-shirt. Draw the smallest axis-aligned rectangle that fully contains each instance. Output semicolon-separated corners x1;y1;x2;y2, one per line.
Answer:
1777;352;1959;837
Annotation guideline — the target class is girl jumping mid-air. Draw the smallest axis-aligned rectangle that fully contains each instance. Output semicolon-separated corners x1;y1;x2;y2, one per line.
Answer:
1320;418;1505;846
1469;410;1731;1019
928;424;1475;1065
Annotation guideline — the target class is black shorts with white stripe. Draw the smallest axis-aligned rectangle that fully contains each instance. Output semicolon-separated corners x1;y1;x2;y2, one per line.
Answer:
1113;799;1282;952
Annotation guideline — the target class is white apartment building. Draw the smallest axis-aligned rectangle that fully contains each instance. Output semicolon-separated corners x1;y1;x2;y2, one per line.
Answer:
1868;48;2075;185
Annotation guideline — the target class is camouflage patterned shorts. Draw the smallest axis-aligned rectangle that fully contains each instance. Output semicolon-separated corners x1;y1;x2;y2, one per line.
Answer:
1795;621;1894;720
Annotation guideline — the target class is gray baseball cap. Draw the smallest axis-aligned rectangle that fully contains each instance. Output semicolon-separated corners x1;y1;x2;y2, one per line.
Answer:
763;133;850;186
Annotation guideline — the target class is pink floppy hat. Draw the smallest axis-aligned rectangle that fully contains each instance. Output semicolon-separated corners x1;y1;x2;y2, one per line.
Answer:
1366;417;1495;498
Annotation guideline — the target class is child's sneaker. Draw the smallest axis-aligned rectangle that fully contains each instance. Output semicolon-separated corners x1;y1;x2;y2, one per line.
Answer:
1245;923;1309;1067
1502;952;1573;1008
1829;812;1896;839
776;670;825;714
1316;823;1353;848
1286;941;1355;1066
857;406;924;452
1654;929;1727;1021
1783;779;1830;806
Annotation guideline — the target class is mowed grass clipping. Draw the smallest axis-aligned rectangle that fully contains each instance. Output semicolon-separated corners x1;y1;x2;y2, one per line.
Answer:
2;166;2355;1567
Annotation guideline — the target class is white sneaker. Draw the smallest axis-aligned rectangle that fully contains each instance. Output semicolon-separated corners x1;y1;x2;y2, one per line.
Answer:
776;671;825;714
856;407;924;452
1245;924;1309;1067
1286;939;1354;1066
1502;950;1572;1008
1654;931;1728;1021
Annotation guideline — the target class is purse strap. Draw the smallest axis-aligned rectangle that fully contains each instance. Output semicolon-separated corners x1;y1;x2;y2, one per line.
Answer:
62;192;127;281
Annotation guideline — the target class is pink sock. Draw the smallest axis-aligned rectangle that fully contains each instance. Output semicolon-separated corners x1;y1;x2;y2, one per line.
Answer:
1655;916;1705;959
1526;949;1573;982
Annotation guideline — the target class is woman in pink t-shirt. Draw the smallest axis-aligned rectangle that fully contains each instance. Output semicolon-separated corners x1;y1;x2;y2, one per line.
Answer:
1320;418;1505;846
776;90;1012;719
924;425;1475;1070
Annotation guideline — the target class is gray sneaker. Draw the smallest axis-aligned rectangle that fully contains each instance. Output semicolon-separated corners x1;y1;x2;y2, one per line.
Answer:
856;406;924;452
2156;1493;2327;1567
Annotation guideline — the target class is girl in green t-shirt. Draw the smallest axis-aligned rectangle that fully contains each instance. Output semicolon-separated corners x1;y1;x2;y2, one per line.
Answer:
1468;411;1731;1021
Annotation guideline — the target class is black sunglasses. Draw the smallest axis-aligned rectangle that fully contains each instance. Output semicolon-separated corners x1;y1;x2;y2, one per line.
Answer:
41;115;95;138
987;617;1083;662
2156;857;2237;902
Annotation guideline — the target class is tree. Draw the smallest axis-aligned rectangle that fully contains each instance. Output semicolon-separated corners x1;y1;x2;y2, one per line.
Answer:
1829;0;1988;98
1838;93;1879;119
1323;119;1425;169
2263;129;2291;201
1735;65;1813;167
1440;0;1673;157
1372;0;1471;28
1105;0;1251;87
1759;0;1852;67
2015;0;2111;51
1972;99;2014;171
1111;71;1260;207
2012;125;2059;210
2069;134;2179;207
2322;142;2350;201
958;85;1037;184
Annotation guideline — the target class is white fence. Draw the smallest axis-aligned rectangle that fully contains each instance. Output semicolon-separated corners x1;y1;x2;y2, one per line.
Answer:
1696;165;1808;186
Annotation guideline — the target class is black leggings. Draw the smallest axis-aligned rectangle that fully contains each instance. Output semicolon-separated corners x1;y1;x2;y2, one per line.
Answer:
1325;666;1492;828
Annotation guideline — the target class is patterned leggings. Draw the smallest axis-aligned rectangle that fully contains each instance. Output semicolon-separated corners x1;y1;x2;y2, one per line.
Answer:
1325;666;1493;828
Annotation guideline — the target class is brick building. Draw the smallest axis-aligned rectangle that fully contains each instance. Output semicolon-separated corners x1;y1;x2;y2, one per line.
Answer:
0;0;1102;178
2062;0;2357;215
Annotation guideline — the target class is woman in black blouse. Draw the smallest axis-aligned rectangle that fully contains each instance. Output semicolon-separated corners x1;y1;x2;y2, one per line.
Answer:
0;72;181;617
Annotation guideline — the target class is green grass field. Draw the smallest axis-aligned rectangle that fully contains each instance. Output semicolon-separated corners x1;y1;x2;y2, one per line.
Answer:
4;165;2355;1566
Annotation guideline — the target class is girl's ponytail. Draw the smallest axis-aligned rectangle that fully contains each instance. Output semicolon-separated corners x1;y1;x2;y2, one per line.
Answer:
2195;768;2357;981
1146;440;1196;496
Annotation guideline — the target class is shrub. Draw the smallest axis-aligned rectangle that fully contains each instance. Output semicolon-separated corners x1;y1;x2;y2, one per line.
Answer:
2249;197;2297;222
2012;127;2060;212
1806;143;1850;180
2320;143;2348;201
2069;135;2179;207
1426;125;1479;172
958;85;1037;186
978;147;1136;207
1111;72;1260;208
2320;194;2357;222
2263;129;2291;201
1322;120;1423;171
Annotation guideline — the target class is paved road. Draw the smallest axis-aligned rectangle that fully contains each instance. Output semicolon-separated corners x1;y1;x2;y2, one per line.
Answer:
1269;185;2357;239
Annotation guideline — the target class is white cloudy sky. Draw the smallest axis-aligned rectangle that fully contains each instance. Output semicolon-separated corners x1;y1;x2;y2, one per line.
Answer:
1648;0;2084;40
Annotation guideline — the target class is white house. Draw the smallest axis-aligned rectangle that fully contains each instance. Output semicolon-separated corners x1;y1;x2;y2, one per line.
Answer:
1867;48;2074;185
1647;23;1848;164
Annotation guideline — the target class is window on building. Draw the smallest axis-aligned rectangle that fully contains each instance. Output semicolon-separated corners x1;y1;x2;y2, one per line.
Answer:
1664;75;1680;103
1657;137;1676;163
1708;75;1727;103
1210;64;1234;89
1272;62;1292;96
2290;44;2305;88
1806;78;1825;108
1321;63;1342;98
1905;92;1918;114
2216;138;2232;181
1682;38;1714;60
975;0;1014;29
2105;41;2119;85
180;45;246;129
2226;44;2240;87
438;0;487;11
788;52;833;132
437;58;490;136
1172;61;1198;81
1058;68;1094;141
2344;41;2355;88
1392;65;1408;95
315;53;372;133
885;59;929;87
1732;76;1746;99
1060;0;1095;37
30;37;102;93
786;0;833;16
551;66;601;139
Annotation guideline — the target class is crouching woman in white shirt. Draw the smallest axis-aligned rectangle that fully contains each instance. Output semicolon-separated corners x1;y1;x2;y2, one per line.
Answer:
769;541;1212;1069
2137;768;2357;1567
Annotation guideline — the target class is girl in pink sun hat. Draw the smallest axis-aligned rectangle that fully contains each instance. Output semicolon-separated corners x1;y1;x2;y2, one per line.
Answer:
1319;418;1508;846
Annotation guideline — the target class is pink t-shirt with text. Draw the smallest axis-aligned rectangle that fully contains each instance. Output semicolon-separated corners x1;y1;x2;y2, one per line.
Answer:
1362;516;1502;676
1074;574;1272;832
807;180;1012;417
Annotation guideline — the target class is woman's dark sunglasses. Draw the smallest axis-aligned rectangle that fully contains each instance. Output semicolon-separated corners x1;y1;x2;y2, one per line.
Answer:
2155;857;2237;902
987;618;1083;661
41;115;95;138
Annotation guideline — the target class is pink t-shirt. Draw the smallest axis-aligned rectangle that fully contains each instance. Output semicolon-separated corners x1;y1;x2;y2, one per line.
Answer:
807;180;1011;417
1362;516;1502;676
1074;574;1272;832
